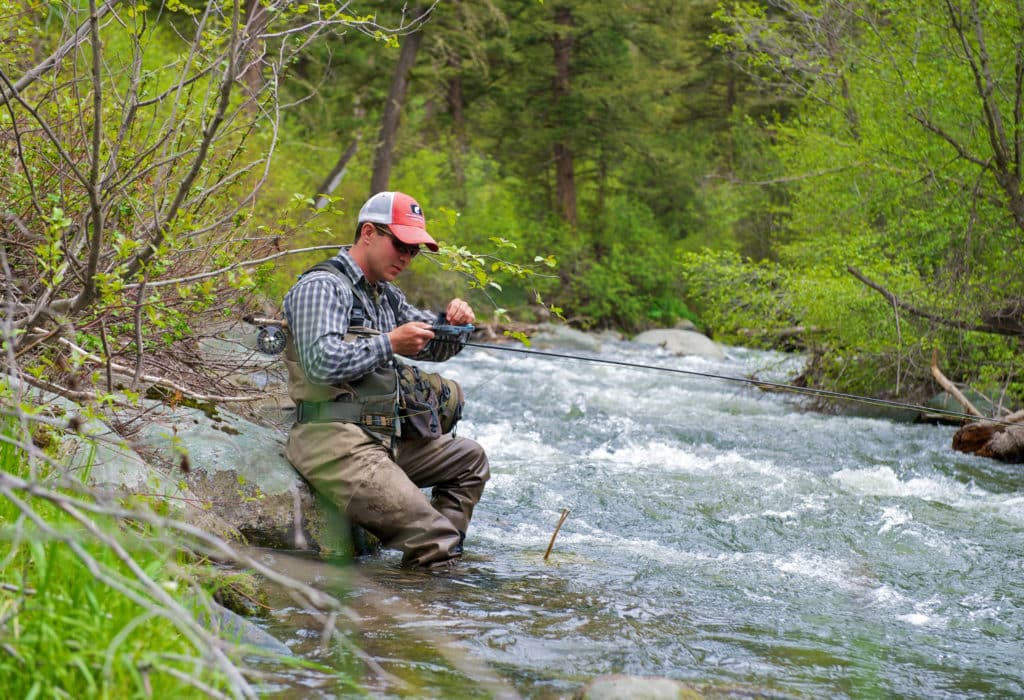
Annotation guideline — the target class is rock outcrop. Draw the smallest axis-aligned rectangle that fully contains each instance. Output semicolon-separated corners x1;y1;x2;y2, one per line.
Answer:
11;366;359;556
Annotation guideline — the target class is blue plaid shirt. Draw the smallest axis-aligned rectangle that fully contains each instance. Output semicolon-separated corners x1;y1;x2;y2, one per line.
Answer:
283;247;459;385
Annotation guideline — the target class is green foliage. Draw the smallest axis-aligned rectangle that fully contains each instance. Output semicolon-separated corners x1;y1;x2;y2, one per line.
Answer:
702;0;1024;404
0;421;233;696
10;0;1018;406
678;248;795;340
241;0;761;334
3;0;386;396
566;196;691;331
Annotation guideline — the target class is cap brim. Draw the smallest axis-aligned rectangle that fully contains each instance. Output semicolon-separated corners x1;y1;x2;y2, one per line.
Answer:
390;224;439;252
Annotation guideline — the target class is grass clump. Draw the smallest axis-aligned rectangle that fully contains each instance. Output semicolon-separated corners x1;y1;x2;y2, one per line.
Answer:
0;416;239;698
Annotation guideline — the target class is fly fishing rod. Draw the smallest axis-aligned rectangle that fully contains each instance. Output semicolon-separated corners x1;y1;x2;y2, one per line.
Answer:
247;318;1006;426
428;324;1006;426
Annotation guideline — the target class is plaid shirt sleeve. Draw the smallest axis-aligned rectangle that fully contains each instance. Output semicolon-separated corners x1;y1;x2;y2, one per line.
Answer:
283;272;392;385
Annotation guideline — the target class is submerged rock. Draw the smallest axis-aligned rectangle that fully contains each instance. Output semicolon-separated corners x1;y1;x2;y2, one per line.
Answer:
199;600;293;657
576;675;701;699
575;674;792;699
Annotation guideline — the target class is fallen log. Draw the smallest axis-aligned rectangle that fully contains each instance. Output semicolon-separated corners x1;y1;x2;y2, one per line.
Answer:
951;410;1024;463
932;352;1024;463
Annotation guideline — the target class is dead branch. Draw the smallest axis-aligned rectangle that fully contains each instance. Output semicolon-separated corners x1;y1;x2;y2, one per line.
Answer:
847;266;1024;336
929;350;983;417
124;245;344;290
54;335;262;403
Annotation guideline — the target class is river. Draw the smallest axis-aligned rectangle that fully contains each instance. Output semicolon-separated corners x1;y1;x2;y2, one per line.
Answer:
256;334;1024;699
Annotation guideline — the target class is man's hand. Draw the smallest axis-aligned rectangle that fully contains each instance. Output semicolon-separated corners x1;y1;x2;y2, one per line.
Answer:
445;298;475;325
388;322;435;356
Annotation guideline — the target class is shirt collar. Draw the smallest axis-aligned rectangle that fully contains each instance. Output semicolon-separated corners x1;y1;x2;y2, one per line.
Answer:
336;246;382;295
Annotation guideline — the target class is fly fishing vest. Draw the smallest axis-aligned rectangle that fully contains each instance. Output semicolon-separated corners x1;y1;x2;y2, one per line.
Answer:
284;259;463;441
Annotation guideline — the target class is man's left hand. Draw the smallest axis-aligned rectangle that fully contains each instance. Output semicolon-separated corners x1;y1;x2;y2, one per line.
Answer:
445;298;475;325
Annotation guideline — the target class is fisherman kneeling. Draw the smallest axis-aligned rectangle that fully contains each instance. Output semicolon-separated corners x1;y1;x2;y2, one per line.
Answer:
282;191;489;570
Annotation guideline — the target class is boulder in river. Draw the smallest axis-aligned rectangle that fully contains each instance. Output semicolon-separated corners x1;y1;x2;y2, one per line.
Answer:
531;323;605;352
30;381;365;556
632;328;725;359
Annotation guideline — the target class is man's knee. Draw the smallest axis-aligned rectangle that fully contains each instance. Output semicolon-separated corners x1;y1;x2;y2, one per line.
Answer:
455;436;490;484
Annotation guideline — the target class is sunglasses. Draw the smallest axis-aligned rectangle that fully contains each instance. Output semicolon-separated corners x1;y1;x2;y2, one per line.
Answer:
374;225;421;258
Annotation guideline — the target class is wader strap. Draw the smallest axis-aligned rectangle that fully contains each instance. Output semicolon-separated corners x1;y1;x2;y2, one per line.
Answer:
295;399;397;430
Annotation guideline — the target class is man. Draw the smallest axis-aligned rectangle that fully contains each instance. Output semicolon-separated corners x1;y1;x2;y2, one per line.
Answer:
282;191;489;569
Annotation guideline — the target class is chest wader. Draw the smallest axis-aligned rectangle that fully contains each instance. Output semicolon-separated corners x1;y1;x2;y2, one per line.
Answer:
283;260;404;445
284;260;480;568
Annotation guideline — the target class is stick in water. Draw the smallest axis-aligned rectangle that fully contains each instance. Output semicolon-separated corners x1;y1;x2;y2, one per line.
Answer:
544;508;571;561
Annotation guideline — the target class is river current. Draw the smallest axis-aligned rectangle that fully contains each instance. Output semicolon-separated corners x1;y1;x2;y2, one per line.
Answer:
257;335;1024;699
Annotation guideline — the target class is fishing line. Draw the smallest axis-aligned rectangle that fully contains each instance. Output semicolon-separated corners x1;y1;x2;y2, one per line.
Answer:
458;340;1006;427
247;318;1013;427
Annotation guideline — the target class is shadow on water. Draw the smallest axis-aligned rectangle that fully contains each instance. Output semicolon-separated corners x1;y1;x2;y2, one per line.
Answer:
245;341;1024;699
250;550;588;699
251;550;803;699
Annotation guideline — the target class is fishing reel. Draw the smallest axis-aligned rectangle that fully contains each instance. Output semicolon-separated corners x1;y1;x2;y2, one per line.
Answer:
256;324;287;355
431;323;474;347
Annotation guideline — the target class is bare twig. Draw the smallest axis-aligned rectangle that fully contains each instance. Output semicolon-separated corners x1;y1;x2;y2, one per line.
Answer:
123;245;344;290
132;271;147;389
544;508;570;561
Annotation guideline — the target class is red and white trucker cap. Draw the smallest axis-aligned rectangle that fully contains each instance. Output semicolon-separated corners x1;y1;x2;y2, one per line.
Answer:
357;191;438;251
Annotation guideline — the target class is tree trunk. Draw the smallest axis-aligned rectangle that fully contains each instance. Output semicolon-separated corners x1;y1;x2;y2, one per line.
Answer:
370;18;426;195
313;136;360;210
551;5;577;228
447;59;468;207
240;0;269;110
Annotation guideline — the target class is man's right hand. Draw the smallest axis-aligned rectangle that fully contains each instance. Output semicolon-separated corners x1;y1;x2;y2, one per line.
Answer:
388;322;436;357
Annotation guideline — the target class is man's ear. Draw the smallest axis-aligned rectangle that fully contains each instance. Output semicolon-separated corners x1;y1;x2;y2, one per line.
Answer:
355;221;374;244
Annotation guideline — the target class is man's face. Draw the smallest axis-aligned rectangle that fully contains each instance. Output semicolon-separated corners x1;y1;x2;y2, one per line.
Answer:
363;224;419;283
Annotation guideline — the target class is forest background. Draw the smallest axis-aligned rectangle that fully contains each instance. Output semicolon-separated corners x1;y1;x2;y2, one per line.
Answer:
3;0;1024;408
3;0;1024;695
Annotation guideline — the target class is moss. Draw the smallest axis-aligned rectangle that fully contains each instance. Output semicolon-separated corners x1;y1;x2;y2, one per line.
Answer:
145;385;221;420
193;564;268;617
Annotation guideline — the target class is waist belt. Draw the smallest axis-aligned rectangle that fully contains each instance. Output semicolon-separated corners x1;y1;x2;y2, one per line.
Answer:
295;399;396;429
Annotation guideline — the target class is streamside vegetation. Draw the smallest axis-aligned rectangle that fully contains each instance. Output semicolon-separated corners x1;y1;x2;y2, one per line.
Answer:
0;414;243;697
696;0;1024;411
0;408;354;696
4;1;1021;417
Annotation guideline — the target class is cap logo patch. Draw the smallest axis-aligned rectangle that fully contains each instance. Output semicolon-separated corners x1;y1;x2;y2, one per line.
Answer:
410;203;423;218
